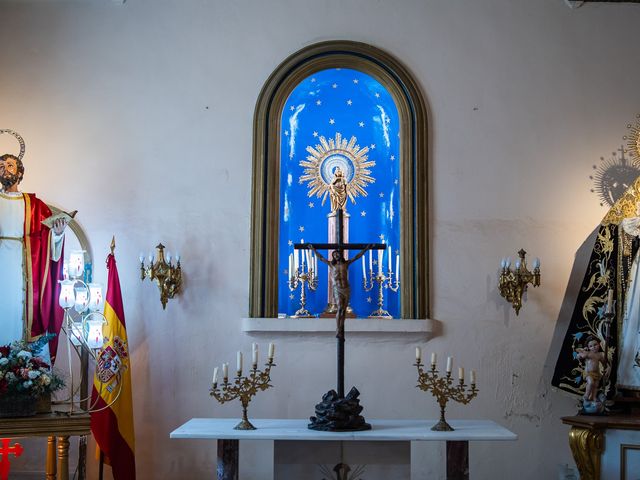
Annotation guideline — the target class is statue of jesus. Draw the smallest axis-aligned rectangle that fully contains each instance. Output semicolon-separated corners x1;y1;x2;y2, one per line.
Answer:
0;153;67;363
309;245;370;337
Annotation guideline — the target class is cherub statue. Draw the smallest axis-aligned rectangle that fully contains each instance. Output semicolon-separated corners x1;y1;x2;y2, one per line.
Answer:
576;335;607;413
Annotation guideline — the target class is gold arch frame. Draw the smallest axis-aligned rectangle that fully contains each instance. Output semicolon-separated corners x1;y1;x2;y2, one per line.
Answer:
250;40;430;319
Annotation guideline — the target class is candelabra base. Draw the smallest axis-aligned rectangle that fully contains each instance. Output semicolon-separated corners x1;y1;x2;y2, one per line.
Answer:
291;309;315;318
368;308;392;319
308;387;371;432
234;419;257;430
431;419;454;432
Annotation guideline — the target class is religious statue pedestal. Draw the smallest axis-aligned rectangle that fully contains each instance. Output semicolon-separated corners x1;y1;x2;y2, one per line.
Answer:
308;387;371;432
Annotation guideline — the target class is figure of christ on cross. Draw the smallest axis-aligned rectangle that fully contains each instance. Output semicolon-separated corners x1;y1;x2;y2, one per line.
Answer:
295;208;384;401
308;246;370;338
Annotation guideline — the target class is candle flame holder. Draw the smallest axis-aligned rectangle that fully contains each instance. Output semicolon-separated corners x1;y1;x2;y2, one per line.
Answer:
140;243;182;309
363;269;399;318
415;361;478;431
498;249;541;315
210;359;276;430
289;260;318;317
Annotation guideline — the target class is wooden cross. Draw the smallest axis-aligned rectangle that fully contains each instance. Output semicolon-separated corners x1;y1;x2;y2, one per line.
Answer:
0;438;24;480
295;207;385;398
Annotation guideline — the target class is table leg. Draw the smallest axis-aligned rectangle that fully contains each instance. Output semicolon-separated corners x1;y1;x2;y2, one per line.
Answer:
56;436;70;480
217;439;239;480
446;441;469;480
46;436;57;480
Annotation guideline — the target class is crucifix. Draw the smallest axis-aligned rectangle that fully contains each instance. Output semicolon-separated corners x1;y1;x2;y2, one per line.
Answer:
295;207;384;430
0;438;24;480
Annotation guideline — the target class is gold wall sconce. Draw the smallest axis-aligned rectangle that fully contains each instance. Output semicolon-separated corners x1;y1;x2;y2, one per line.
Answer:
140;243;182;309
498;249;541;315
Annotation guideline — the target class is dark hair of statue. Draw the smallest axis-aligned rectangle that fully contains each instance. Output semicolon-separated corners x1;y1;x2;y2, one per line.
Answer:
0;154;24;184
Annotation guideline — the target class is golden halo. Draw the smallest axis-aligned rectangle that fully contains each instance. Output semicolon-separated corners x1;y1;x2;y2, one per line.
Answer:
0;129;26;161
299;132;376;207
624;114;640;161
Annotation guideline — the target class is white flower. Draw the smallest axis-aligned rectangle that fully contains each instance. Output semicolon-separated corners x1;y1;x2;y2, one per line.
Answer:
17;350;32;359
5;372;16;381
40;375;51;386
28;370;40;379
0;358;8;366
23;380;33;388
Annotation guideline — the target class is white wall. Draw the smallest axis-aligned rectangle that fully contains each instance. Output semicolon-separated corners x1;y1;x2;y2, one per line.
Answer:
2;0;640;478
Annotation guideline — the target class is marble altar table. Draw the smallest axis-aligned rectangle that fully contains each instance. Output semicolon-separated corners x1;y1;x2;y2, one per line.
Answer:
170;418;517;480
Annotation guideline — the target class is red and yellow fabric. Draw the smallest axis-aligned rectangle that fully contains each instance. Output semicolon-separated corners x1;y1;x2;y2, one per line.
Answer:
90;253;136;480
23;192;64;363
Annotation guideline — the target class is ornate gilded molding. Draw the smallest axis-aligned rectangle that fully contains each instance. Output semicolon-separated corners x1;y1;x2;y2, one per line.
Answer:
601;176;640;226
568;426;604;480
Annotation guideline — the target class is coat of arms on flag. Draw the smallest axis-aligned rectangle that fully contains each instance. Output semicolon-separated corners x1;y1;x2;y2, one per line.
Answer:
96;346;122;384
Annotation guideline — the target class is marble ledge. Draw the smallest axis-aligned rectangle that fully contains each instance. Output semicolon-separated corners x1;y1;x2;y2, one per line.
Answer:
241;317;434;334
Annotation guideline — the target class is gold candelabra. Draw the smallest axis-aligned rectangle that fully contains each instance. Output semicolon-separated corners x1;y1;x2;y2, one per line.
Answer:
363;268;399;318
210;344;276;430
414;352;478;431
140;243;182;309
289;252;318;317
498;249;541;315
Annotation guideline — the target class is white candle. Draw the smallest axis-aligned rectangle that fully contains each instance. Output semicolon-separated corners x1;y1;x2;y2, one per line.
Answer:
252;343;258;366
289;254;293;276
294;249;299;271
377;249;383;274
446;356;453;373
395;254;399;277
607;289;614;313
415;346;422;362
222;363;228;379
369;250;373;272
362;255;366;279
212;367;218;385
470;370;476;384
305;249;311;269
268;342;275;360
236;351;243;375
458;367;464;380
430;352;437;365
314;254;317;273
387;246;391;271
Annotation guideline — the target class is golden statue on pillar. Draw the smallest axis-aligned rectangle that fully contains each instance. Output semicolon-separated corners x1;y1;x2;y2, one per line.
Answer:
299;133;376;315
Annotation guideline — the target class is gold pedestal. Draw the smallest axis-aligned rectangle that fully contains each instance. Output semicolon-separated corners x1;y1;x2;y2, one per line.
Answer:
568;426;603;480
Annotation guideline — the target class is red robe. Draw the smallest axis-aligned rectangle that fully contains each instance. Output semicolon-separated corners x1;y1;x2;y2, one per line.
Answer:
23;193;65;364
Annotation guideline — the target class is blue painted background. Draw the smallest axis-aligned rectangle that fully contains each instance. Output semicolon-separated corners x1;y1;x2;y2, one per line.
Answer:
278;68;400;317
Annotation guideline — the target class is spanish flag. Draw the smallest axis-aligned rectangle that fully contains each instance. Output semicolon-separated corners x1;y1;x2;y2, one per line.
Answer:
90;252;136;479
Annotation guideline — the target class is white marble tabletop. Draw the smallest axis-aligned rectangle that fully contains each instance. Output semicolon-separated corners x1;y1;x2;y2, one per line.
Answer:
170;419;517;442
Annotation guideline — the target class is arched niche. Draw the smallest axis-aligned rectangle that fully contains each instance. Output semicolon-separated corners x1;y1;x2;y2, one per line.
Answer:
250;40;429;319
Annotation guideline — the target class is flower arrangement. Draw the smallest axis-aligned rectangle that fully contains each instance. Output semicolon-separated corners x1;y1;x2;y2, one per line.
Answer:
0;334;64;401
